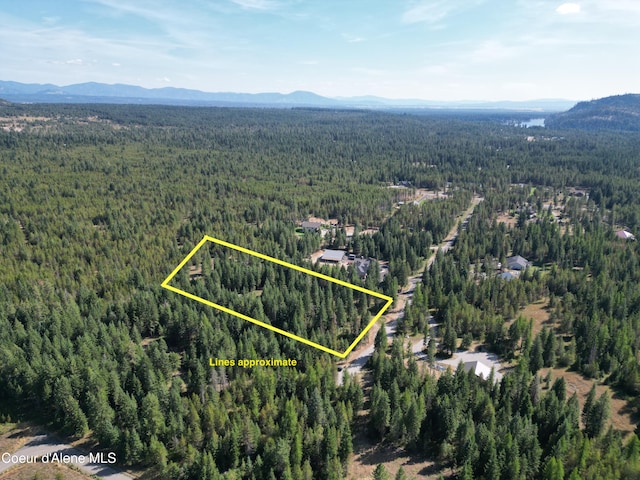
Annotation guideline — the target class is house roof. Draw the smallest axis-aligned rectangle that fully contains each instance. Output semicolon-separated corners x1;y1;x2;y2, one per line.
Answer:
321;250;345;262
616;229;635;240
507;255;529;270
354;258;371;277
464;361;493;380
302;221;322;230
501;272;515;281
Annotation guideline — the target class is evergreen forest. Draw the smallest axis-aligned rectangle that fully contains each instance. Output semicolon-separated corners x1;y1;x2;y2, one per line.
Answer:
1;103;640;479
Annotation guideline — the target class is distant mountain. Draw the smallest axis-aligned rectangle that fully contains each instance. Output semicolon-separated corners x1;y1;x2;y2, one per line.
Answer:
0;81;340;107
546;94;640;132
0;80;574;111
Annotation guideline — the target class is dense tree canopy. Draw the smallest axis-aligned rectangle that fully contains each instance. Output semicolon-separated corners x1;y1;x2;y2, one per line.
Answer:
1;103;639;478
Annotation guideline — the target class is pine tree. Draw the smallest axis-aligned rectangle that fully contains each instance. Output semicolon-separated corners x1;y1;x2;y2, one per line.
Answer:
395;466;408;480
375;323;388;352
427;337;437;366
586;391;610;438
373;463;391;480
542;456;564;480
530;334;544;374
543;329;557;367
443;320;457;357
582;383;597;428
370;383;391;439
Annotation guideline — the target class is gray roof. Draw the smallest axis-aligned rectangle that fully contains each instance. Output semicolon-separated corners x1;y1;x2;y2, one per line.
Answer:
354;258;371;278
302;221;322;230
507;255;529;270
321;249;345;262
501;272;515;281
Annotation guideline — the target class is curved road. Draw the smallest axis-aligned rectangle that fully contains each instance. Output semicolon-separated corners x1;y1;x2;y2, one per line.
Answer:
337;196;484;384
0;431;134;479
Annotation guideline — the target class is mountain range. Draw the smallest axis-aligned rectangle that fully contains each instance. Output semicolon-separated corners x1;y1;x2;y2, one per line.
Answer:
0;80;575;111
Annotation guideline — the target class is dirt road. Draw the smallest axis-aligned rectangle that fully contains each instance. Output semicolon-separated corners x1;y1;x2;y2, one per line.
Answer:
0;431;134;479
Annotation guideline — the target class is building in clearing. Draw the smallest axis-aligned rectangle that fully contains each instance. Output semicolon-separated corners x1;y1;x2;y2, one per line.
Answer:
301;221;322;232
320;249;345;263
501;271;515;281
507;255;530;271
354;258;371;279
464;361;494;380
616;229;636;240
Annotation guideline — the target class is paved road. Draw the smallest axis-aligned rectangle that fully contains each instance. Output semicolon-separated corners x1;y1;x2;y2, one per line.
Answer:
0;432;134;479
337;319;398;384
337;196;485;384
426;195;483;270
337;196;488;385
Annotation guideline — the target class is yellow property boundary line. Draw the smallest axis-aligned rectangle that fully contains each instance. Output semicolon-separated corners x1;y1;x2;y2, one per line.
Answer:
161;235;393;358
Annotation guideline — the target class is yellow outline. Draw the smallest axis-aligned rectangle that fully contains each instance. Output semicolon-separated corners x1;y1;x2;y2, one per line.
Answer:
161;235;393;358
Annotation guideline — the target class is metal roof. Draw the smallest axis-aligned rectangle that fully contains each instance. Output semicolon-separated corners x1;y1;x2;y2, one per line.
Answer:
302;221;322;229
321;250;345;262
507;255;529;270
464;361;493;380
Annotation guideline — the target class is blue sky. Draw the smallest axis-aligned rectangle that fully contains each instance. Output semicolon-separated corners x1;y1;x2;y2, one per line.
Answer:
2;0;639;101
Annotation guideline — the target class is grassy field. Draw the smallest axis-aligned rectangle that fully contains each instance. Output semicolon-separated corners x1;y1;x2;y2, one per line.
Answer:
538;367;637;437
0;423;34;457
347;408;442;480
519;298;552;337
0;462;91;480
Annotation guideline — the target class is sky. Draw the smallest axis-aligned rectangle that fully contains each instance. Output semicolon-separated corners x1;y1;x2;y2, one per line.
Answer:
1;0;639;101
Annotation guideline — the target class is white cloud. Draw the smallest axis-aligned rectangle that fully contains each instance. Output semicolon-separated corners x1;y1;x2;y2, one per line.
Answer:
402;0;484;25
83;0;231;50
47;58;96;67
556;3;581;14
230;0;280;11
402;1;451;24
341;33;365;43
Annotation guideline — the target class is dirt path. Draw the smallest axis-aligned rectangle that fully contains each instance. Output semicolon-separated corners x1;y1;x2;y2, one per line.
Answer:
0;430;134;479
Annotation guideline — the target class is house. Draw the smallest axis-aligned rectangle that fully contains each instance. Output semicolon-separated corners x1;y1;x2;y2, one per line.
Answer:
616;229;636;240
320;249;345;263
354;258;371;279
501;272;515;281
507;255;530;271
301;221;322;232
464;361;494;380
